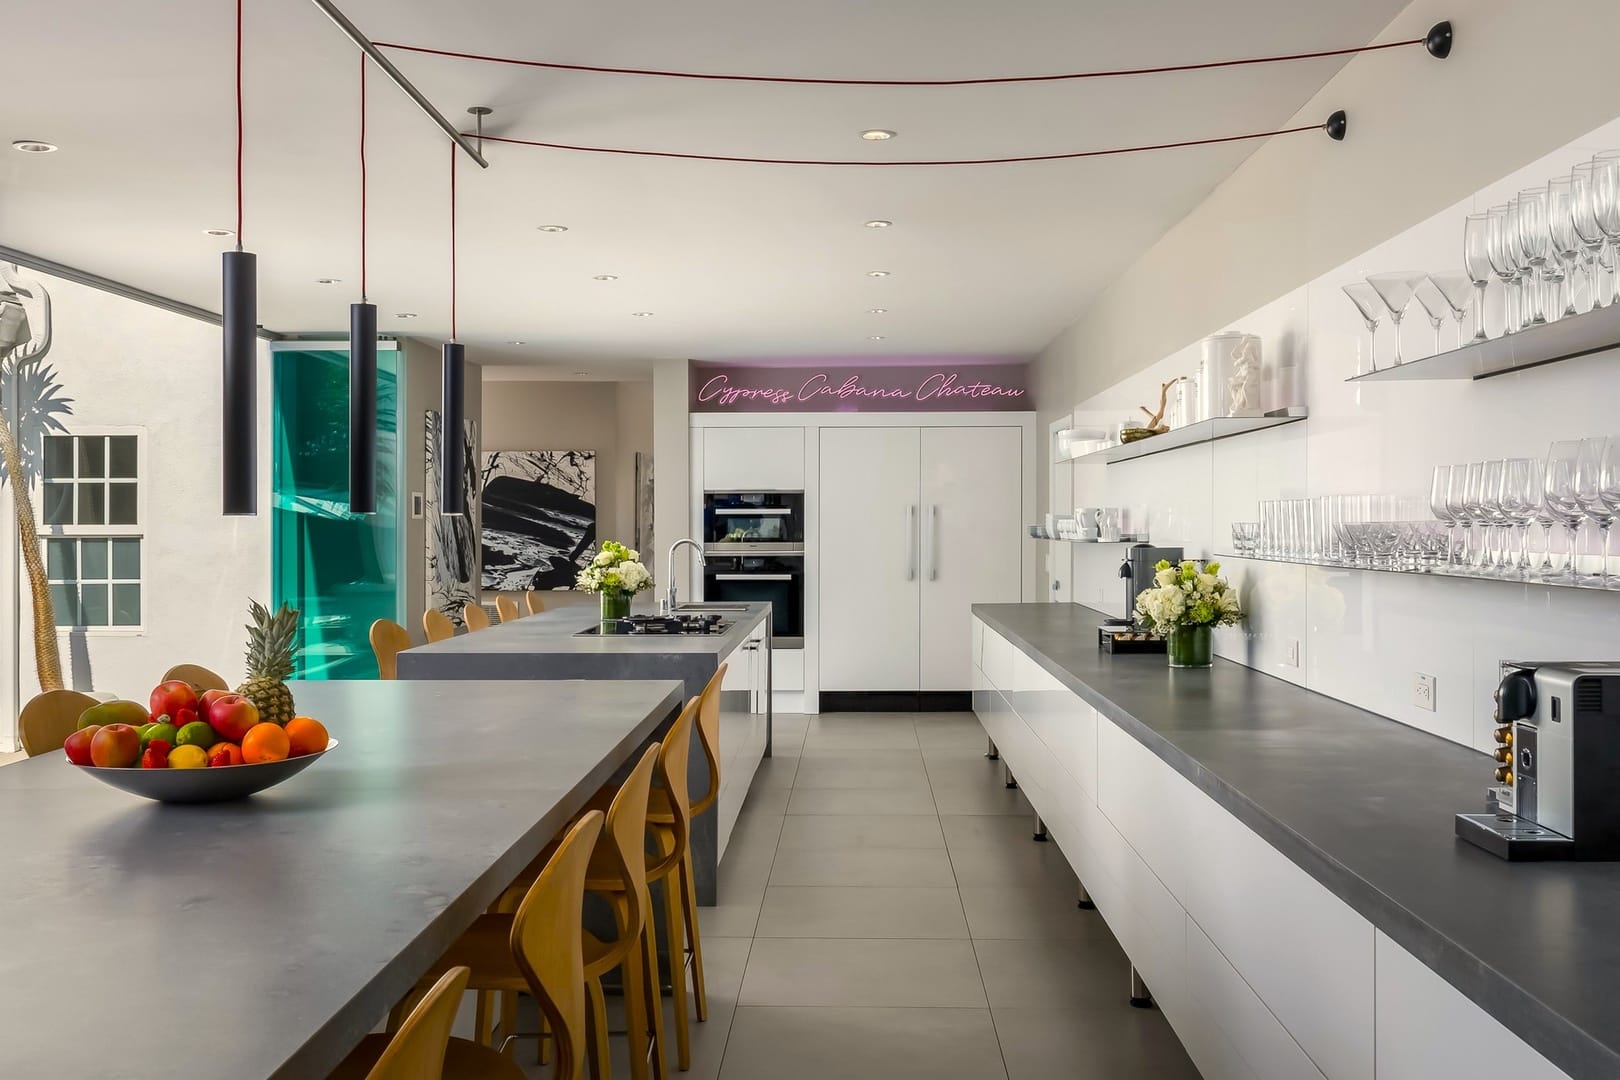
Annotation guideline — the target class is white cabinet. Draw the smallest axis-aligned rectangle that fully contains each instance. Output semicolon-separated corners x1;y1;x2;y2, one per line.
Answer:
703;427;804;491
820;426;1022;692
1183;919;1326;1080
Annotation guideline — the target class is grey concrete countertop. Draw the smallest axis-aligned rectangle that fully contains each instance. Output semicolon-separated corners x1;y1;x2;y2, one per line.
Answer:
973;602;1620;1080
0;678;682;1080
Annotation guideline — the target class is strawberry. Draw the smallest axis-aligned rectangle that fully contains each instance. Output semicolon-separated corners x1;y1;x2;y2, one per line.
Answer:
140;739;172;770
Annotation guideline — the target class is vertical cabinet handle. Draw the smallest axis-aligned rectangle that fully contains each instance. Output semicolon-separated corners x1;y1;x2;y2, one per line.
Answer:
928;505;939;581
906;505;917;581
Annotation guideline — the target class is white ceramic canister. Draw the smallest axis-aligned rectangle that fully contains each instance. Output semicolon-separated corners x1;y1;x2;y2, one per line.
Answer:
1197;332;1263;418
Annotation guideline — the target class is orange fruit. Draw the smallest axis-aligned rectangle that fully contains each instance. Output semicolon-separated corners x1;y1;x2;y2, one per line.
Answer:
241;722;290;764
284;716;329;757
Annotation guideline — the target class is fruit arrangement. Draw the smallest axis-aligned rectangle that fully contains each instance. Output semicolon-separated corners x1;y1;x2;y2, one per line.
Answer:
64;600;329;772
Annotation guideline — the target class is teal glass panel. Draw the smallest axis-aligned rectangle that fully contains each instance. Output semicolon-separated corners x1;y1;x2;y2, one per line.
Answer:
46;538;74;579
271;346;400;679
112;584;141;626
49;584;78;626
111;538;140;579
80;539;108;580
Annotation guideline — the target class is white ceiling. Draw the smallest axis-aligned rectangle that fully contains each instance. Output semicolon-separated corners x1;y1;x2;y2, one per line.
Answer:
1;0;1410;374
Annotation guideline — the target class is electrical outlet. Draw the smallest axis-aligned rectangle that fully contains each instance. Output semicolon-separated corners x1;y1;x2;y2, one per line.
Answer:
1283;639;1300;667
1414;672;1437;712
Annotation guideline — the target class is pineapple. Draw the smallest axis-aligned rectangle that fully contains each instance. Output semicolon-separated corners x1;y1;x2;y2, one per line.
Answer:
236;600;299;725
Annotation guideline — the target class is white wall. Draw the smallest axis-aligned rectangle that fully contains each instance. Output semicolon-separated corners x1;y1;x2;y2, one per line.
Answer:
651;359;692;604
1062;114;1620;755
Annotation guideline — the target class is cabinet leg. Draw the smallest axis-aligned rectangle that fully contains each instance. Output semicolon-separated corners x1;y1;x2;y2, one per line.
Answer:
1032;814;1048;842
1004;765;1017;790
1077;882;1094;910
986;737;999;761
1129;966;1153;1009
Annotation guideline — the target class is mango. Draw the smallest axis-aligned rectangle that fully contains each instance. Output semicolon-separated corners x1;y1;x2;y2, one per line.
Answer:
78;700;151;731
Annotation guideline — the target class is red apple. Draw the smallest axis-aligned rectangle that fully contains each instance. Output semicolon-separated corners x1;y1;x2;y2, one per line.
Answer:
200;688;232;716
63;725;99;766
90;723;142;768
150;680;200;723
207;694;261;743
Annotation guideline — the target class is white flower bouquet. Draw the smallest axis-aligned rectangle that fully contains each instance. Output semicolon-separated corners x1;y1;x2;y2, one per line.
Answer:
1133;559;1244;632
575;540;654;597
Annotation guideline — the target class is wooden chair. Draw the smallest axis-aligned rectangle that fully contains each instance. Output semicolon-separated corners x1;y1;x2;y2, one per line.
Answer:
524;590;546;616
402;812;604;1079
328;966;525;1080
370;619;412;680
495;596;521;624
690;664;727;819
18;689;100;756
423;609;456;644
464;603;492;632
160;663;229;692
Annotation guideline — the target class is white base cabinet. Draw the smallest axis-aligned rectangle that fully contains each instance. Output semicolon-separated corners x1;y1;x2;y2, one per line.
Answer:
971;615;1570;1080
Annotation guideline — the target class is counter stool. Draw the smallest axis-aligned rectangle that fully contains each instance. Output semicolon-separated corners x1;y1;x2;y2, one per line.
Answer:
464;603;492;632
18;689;100;756
160;663;229;692
328;966;525;1080
496;596;521;623
369;620;411;680
423;609;456;643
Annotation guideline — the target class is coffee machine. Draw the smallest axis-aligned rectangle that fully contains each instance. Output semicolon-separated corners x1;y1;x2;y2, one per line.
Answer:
1455;662;1620;861
1098;544;1183;651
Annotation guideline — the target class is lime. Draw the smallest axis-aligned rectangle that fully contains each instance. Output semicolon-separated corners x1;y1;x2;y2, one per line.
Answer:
167;745;209;769
175;721;218;750
139;722;178;752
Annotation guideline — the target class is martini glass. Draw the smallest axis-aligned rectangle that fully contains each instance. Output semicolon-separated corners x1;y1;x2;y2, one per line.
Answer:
1462;215;1494;340
1365;273;1426;366
1342;282;1384;374
1427;272;1476;349
1412;277;1450;356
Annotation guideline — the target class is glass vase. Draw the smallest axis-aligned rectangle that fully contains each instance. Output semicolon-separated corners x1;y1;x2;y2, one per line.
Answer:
600;591;631;623
1166;624;1213;668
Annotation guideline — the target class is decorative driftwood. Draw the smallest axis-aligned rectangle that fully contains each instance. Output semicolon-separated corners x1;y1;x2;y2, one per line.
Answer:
1136;378;1181;434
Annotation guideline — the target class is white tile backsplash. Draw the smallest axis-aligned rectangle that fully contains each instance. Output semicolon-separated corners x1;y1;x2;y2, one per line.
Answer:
1065;115;1620;755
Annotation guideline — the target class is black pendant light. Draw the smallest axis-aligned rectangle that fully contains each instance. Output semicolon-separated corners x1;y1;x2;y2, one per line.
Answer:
221;0;256;515
439;142;465;515
348;54;378;515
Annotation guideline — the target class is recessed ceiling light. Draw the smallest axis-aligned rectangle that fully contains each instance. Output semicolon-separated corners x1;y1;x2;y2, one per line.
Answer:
867;308;888;314
203;228;236;237
860;129;896;141
864;219;893;229
315;278;342;285
592;274;619;281
866;270;891;278
509;340;526;345
631;311;654;317
394;312;418;319
573;370;589;376
12;140;58;154
868;335;886;341
537;224;569;233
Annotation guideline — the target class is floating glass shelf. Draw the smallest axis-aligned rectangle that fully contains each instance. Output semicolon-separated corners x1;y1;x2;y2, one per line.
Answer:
1217;552;1620;596
1067;409;1307;465
1345;302;1620;383
1033;535;1149;545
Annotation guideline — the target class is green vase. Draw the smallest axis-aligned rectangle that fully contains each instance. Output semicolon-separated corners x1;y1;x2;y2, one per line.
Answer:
1166;624;1213;668
600;591;631;623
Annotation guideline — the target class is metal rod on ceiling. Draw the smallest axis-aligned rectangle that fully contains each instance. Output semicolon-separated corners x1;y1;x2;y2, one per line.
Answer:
306;0;490;169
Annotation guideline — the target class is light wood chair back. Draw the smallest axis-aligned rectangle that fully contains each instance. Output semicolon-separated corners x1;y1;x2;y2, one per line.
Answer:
160;664;229;692
19;689;101;757
524;590;546;616
604;744;660;940
650;696;700;868
464;602;492;632
495;595;521;623
692;664;726;817
363;965;471;1080
369;619;412;680
511;810;604;1080
422;609;455;643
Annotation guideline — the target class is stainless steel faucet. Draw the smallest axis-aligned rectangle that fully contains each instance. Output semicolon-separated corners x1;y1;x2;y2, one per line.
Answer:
664;538;706;613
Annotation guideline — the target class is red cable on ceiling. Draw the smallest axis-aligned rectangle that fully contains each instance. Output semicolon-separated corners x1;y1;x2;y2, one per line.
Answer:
374;36;1426;87
466;121;1328;168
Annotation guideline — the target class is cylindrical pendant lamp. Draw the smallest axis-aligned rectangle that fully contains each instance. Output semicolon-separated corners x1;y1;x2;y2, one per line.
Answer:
221;249;257;515
440;342;466;515
348;301;378;514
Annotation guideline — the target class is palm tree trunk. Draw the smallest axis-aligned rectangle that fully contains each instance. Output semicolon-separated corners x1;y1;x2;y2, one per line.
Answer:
0;408;63;691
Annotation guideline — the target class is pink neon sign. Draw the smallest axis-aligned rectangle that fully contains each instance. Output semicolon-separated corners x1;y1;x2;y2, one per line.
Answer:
689;362;1029;413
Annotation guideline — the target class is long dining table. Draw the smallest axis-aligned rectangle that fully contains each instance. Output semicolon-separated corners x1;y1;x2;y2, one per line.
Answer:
0;677;683;1080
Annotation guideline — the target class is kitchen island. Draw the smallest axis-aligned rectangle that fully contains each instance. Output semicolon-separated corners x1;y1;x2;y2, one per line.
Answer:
0;678;683;1080
397;600;772;904
972;601;1609;1080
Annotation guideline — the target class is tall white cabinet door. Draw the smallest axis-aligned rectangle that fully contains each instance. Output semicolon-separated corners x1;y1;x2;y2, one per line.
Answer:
920;426;1023;691
819;427;921;691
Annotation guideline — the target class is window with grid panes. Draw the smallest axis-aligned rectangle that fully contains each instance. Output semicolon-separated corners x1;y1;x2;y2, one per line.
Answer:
39;433;142;628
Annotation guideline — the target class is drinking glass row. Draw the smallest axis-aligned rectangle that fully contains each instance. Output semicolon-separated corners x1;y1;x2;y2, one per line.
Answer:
1236;496;1437;568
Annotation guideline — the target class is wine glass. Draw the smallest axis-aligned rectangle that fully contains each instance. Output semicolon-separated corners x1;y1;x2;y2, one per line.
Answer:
1516;188;1553;326
1593;152;1620;307
1545;441;1587;583
1445;464;1474;567
1430;465;1456;561
1547;176;1581;319
1600;439;1620;587
1571;163;1608;311
1481;459;1508;574
1412;278;1451;356
1487;204;1522;334
1365;272;1427;366
1427;272;1477;349
1462;215;1495;340
1497;458;1536;579
1574;437;1612;584
1342;283;1384;374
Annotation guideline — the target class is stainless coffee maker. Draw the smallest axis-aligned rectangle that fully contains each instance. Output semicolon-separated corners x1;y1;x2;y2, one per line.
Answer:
1456;661;1620;861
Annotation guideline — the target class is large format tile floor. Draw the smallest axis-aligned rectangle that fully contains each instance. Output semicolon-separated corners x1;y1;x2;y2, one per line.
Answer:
614;711;1202;1079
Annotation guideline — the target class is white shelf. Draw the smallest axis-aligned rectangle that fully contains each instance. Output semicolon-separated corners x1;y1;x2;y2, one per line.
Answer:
1032;535;1149;545
1345;301;1620;383
1217;552;1620;596
1068;410;1307;465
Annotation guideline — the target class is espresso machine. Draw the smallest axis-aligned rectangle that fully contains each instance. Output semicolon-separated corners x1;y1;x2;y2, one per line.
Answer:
1455;661;1620;860
1099;543;1183;652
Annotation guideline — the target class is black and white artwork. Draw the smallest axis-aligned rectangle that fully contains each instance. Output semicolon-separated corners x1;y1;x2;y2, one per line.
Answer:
479;450;596;591
634;452;654;556
425;410;481;625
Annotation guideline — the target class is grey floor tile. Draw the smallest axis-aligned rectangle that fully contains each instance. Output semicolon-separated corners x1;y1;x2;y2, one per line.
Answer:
777;814;946;850
749;755;799;791
739;938;988;1007
973;934;1129;1009
768;845;957;887
942;814;1047;851
798;745;927;763
791;756;932;790
928;781;1031;817
701;890;766;939
993;1006;1201;1079
915;714;991;751
787;786;937;816
720;1007;1008;1080
756;885;969;939
741;782;792;816
957;884;1095;942
945;835;1080;889
804;716;920;750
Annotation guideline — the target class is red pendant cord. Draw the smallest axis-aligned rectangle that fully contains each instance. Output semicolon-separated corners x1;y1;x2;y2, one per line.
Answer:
465;121;1326;168
449;142;457;340
235;0;243;248
375;35;1425;88
359;53;368;301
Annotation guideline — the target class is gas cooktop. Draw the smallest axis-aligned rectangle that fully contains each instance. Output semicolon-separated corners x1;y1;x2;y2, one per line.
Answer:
577;613;734;636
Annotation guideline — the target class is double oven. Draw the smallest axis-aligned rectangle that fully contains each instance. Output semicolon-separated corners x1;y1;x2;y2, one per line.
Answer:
702;491;805;648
